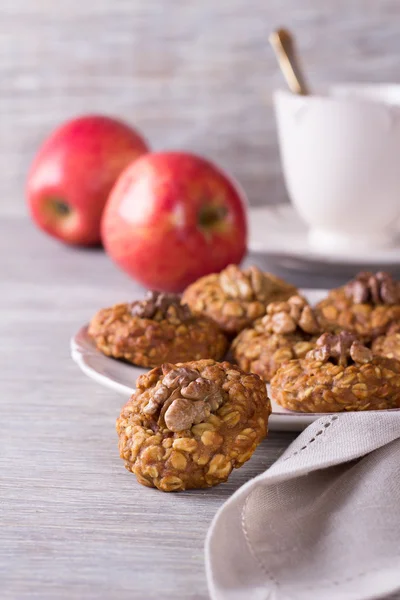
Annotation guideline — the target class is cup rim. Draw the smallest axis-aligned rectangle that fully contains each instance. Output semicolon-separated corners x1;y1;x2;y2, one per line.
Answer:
274;83;400;107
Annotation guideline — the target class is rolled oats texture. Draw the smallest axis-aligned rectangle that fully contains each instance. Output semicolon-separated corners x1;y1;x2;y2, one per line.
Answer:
182;264;297;336
116;359;271;492
231;296;321;383
316;273;400;341
372;328;400;361
271;353;400;413
232;328;316;383
88;299;228;367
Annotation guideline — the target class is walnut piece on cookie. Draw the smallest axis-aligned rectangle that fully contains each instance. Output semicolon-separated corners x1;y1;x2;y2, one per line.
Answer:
270;331;400;413
116;359;271;491
182;264;298;336
88;291;228;368
315;271;400;342
231;295;320;382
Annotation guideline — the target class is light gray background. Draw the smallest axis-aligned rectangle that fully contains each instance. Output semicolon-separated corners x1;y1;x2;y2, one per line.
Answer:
2;0;400;217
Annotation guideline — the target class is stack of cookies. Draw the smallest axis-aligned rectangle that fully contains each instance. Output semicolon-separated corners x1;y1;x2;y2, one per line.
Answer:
89;267;400;492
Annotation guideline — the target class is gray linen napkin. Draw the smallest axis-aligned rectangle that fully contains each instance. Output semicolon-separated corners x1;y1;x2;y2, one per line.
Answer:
206;412;400;600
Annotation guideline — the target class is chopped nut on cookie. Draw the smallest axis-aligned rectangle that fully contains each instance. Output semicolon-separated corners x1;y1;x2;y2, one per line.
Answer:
88;291;228;367
116;359;271;491
231;295;321;382
316;272;400;342
182;264;297;336
270;331;400;413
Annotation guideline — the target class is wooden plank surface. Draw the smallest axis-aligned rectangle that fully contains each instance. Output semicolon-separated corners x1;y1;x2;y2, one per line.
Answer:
3;1;400;218
2;220;400;599
0;217;298;599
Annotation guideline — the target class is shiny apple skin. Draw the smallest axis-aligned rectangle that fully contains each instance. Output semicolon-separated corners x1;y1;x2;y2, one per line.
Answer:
27;115;149;246
101;152;248;292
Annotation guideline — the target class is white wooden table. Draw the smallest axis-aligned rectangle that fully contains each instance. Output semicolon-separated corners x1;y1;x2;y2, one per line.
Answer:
0;217;299;599
3;217;397;599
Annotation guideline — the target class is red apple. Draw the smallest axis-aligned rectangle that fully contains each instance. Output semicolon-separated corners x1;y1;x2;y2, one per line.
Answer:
101;152;247;292
27;115;149;246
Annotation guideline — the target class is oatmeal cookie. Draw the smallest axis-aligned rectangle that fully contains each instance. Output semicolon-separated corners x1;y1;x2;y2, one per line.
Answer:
316;271;400;342
271;331;400;413
232;295;320;382
89;291;228;368
372;323;400;361
116;359;271;491
182;264;298;336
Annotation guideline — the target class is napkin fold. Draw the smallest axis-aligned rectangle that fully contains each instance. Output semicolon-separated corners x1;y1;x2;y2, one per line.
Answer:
206;412;400;600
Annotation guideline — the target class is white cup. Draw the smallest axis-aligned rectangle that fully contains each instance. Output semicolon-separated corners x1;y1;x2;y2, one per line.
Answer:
274;85;400;253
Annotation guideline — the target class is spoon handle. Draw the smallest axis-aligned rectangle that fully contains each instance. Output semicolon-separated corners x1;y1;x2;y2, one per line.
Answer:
269;28;310;95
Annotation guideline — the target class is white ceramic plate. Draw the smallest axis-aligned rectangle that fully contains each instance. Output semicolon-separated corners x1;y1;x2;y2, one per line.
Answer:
249;205;400;270
71;289;333;431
